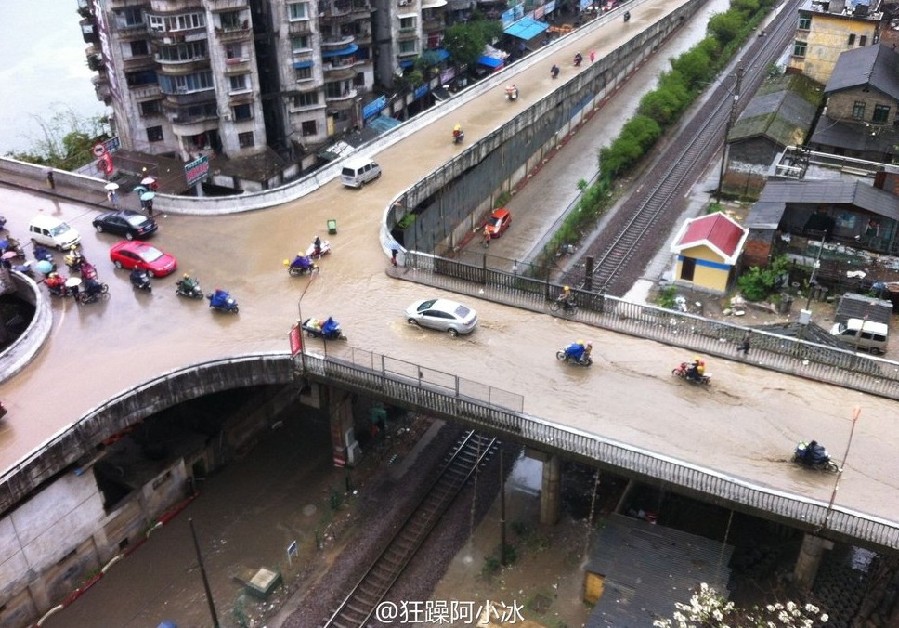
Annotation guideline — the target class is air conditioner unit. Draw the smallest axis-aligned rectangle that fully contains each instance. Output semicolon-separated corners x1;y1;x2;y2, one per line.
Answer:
398;1;410;6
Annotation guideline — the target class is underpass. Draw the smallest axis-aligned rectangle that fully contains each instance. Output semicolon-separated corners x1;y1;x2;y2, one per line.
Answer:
1;0;899;620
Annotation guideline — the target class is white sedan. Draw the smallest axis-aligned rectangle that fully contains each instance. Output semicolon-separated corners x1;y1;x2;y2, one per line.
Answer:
405;298;478;336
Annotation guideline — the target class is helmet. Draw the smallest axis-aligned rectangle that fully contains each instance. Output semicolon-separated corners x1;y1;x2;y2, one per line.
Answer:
563;285;570;292
48;272;57;278
586;341;593;348
694;356;701;362
183;273;190;280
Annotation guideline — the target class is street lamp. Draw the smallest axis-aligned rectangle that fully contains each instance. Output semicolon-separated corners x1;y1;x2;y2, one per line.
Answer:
715;66;744;204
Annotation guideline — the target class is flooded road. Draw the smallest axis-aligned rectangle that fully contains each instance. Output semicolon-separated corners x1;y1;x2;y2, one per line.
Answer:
1;0;898;534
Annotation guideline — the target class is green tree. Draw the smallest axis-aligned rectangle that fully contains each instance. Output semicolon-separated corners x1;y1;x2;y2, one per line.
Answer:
708;11;744;46
736;255;789;301
638;85;688;127
444;19;501;68
5;106;107;171
671;41;715;91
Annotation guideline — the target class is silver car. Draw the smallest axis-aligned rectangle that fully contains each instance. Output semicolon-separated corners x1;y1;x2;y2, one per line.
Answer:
405;298;478;336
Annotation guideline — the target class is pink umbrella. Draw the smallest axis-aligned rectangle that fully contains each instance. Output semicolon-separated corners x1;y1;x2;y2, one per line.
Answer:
141;176;157;186
1;251;17;260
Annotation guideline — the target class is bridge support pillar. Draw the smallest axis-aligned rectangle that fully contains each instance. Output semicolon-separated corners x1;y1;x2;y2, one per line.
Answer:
540;454;561;526
793;533;832;591
328;388;358;467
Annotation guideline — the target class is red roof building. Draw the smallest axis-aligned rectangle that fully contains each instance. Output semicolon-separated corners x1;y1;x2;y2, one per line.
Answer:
670;212;748;292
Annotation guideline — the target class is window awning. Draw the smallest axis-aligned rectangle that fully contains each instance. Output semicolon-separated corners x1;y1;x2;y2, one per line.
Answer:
503;16;549;40
399;59;415;68
322;43;359;58
476;55;504;69
293;60;313;69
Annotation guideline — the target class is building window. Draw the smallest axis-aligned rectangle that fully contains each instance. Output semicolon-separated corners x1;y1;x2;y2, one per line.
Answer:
793;40;807;57
233;104;253;121
116;6;144;27
291;34;310;51
873;104;890;123
860;35;867;46
148;12;206;32
301;120;317;137
225;44;244;60
229;75;248;91
157;42;208;62
293;91;319;107
140;100;162;116
288;2;308;20
798;16;811;30
294;66;312;81
238;132;255;148
147;126;163;142
220;11;242;30
130;40;149;56
399;16;416;31
852;101;866;120
354;72;365;87
398;40;417;54
848;33;855;46
126;70;157;86
158;71;214;94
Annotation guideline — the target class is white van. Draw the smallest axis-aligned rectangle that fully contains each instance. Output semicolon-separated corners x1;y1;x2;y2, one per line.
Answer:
28;215;81;250
830;319;889;354
341;159;382;189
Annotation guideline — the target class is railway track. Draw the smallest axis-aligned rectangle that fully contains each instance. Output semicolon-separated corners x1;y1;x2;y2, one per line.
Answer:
322;430;498;628
578;0;804;295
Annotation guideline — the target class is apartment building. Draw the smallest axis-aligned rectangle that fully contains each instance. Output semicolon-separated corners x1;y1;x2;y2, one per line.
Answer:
788;0;883;85
78;0;444;177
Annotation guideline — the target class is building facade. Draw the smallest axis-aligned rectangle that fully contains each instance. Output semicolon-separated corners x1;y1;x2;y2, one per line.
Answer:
788;0;883;85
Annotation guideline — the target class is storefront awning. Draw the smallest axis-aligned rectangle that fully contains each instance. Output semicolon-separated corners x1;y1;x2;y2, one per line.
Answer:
476;55;504;69
503;17;549;40
322;43;359;58
293;60;313;69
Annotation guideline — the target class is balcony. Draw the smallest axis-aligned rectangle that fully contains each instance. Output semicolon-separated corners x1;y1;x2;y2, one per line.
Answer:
123;55;157;72
131;84;162;100
422;17;445;32
319;0;372;18
155;57;211;75
228;90;256;106
207;0;249;8
321;33;355;47
224;57;252;74
162;88;216;108
323;63;356;81
92;74;112;103
324;86;358;105
289;20;312;34
215;22;252;42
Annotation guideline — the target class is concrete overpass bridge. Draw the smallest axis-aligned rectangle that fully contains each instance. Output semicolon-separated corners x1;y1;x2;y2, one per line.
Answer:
1;0;898;621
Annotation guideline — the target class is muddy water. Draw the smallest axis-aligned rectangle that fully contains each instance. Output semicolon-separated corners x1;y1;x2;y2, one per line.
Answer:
1;0;898;531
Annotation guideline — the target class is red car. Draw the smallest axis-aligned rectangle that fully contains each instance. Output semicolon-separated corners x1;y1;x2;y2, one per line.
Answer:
484;208;512;238
110;241;177;277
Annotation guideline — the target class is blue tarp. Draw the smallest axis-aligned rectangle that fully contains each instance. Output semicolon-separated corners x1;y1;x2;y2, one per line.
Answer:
477;55;504;69
293;60;313;69
399;59;415;68
503;17;549;40
363;96;388;120
429;48;450;62
322;43;359;58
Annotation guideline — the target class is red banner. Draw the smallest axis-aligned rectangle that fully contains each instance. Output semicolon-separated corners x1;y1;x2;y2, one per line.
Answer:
289;324;303;355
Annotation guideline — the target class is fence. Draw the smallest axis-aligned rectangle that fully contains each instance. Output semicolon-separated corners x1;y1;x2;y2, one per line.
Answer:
402;250;899;400
296;348;899;551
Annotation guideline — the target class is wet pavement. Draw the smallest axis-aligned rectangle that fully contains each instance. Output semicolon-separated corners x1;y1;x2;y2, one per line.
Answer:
3;4;899;626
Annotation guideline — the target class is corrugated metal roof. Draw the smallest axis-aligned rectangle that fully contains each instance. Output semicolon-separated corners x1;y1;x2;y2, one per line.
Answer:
754;179;899;220
826;45;899;99
745;201;787;229
728;76;819;146
585;515;733;628
810;116;899;155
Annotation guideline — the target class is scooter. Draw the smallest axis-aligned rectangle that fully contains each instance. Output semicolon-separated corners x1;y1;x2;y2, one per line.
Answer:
573;53;583;67
175;276;203;299
130;269;152;292
551;65;560;79
555;344;593;366
792;441;839;473
207;289;239;314
623;10;631;21
452;127;464;145
0;238;24;259
46;275;75;298
76;279;110;305
302;316;347;341
505;85;519;101
64;249;87;272
33;246;54;264
671;362;711;385
285;254;317;276
306;239;332;259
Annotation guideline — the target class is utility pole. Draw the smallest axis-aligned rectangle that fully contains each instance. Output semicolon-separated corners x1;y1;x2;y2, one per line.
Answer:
189;518;220;628
716;67;744;203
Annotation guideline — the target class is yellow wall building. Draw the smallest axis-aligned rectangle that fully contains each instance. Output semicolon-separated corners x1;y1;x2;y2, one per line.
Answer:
670;212;748;293
787;0;883;85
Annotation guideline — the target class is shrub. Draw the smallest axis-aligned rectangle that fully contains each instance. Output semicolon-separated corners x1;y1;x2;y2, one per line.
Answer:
736;255;789;301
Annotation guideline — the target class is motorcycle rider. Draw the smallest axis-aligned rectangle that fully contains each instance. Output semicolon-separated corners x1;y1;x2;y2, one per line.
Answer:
565;340;592;362
686;357;705;382
623;10;631;21
130;267;149;288
551;64;560;79
313;236;322;257
83;278;103;299
506;84;519;100
45;272;67;295
557;285;575;311
574;52;583;67
452;123;464;143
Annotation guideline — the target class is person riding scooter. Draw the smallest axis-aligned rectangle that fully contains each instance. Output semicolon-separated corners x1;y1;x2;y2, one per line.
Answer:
623;10;631;21
130;267;151;291
574;52;583;67
452;124;464;144
686;357;706;382
551;64;560;79
557;285;576;311
45;272;68;296
565;340;592;361
505;84;519;101
313;236;323;257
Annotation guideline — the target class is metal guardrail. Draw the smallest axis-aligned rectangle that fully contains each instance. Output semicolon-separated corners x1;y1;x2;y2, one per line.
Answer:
296;350;899;551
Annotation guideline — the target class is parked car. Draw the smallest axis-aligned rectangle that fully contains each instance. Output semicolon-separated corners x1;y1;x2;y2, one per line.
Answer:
485;208;512;238
405;298;478;336
28;215;81;250
829;318;889;354
110;241;177;277
93;210;157;240
341;159;382;188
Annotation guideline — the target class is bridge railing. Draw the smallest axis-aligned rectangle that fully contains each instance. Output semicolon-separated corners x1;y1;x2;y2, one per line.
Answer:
296;350;899;551
401;251;899;400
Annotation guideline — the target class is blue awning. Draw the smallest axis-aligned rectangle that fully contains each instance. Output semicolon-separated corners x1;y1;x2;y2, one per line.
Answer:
322;43;359;58
477;55;504;69
399;59;415;69
430;48;450;62
503;17;549;40
293;60;313;69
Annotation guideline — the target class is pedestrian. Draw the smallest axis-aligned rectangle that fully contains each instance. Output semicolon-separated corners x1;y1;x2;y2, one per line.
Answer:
146;198;154;217
391;247;398;267
107;189;119;209
738;333;750;356
590;49;596;64
46;170;55;190
482;226;491;248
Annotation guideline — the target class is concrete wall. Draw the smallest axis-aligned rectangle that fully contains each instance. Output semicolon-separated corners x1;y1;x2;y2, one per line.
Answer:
0;271;53;385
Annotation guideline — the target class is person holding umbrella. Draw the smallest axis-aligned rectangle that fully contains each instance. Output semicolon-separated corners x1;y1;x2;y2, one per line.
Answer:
140;190;156;216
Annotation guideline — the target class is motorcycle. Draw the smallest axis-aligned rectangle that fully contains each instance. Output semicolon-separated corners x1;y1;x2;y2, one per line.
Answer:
452;126;464;145
285;254;317;276
306;239;332;259
175;276;203;299
0;238;24;259
551;65;560;79
302;316;347;341
76;279;110;305
45;275;75;298
623;10;631;21
0;216;7;231
33;245;54;264
555;343;593;366
549;296;578;314
671;362;711;385
64;249;87;272
207;289;239;313
505;85;519;101
130;268;152;292
792;441;839;473
574;53;583;67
